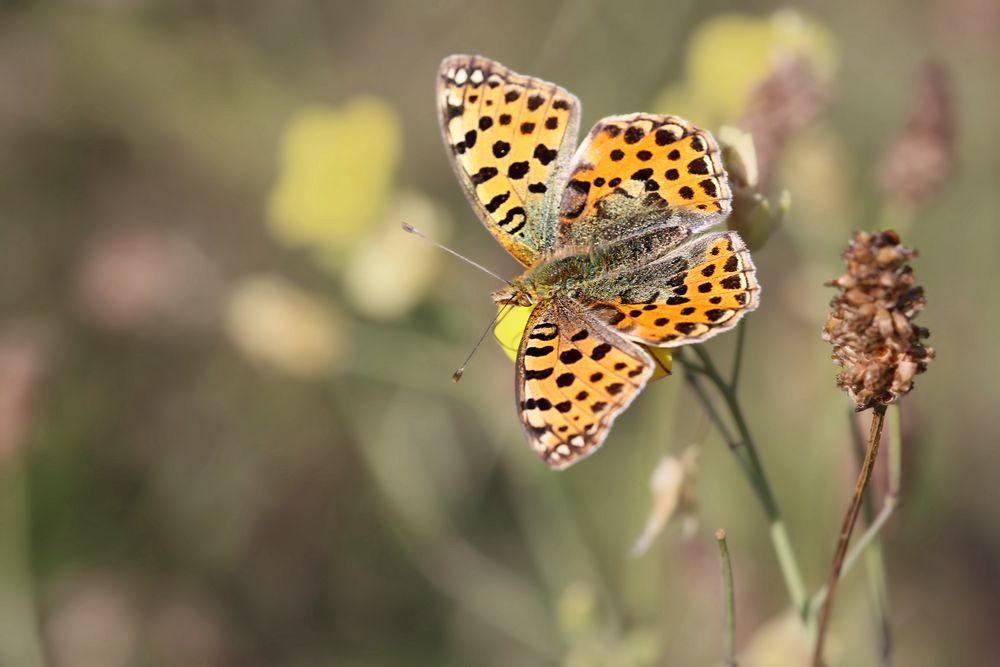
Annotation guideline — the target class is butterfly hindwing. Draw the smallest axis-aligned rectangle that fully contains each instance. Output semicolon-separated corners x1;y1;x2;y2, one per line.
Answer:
557;114;731;247
583;231;759;346
438;55;581;266
516;298;653;469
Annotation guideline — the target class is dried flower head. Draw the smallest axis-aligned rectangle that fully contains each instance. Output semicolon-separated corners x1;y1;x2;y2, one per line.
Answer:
877;63;955;209
823;230;934;409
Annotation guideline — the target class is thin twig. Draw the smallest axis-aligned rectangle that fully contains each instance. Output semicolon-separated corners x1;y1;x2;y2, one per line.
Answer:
678;355;741;452
678;358;760;499
716;529;737;667
812;403;888;666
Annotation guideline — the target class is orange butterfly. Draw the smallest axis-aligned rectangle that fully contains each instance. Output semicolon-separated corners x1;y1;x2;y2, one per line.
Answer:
438;55;759;469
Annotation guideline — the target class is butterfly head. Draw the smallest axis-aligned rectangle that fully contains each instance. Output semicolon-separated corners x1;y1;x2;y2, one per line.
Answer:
491;279;534;307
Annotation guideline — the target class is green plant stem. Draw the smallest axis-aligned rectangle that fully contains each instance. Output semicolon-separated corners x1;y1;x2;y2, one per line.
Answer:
812;403;888;667
888;403;902;495
680;364;749;462
0;460;47;667
807;497;898;624
730;320;747;388
716;529;737;667
680;346;808;617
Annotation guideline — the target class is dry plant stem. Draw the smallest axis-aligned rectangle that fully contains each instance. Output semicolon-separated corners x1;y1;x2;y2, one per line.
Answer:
812;403;888;667
808;406;903;615
679;342;808;617
716;529;737;667
855;406;894;666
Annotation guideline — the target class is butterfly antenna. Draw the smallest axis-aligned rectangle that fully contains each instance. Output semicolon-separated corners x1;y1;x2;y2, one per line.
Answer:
452;296;517;383
401;222;509;284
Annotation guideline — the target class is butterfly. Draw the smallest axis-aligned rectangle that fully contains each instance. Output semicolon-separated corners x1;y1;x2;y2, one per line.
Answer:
438;55;759;469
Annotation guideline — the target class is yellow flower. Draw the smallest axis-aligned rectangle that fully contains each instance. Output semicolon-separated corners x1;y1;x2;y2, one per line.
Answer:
653;10;837;127
266;97;402;266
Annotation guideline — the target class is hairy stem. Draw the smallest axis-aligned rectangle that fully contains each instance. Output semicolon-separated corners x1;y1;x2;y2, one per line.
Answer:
812;403;888;666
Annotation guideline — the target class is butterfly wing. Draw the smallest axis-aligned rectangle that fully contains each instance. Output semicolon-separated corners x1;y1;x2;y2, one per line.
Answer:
516;297;653;469
438;55;581;266
583;231;760;345
557;114;731;247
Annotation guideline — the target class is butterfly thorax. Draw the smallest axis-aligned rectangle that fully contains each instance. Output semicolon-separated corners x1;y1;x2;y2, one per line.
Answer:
492;252;595;306
492;226;692;307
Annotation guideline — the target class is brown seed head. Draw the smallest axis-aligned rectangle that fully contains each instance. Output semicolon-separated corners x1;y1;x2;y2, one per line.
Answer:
822;230;934;410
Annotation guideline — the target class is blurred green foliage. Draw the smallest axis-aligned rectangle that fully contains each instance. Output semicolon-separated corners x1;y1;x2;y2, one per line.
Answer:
1;1;998;666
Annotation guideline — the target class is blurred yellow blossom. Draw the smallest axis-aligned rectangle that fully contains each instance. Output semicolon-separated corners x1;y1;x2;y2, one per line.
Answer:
556;581;598;639
344;191;448;320
653;10;837;127
267;97;402;265
224;275;344;378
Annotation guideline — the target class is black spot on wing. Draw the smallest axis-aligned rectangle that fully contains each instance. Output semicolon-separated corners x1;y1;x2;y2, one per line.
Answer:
499;206;527;233
623;126;644;144
655;128;677;145
484;191;510;213
471;166;498;185
590;343;611;361
526;94;545;111
507;161;530;179
560;349;583;364
556;372;575;387
533;144;558;166
687;157;709;175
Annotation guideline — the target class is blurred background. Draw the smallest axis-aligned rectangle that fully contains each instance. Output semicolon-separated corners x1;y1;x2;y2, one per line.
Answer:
1;1;997;665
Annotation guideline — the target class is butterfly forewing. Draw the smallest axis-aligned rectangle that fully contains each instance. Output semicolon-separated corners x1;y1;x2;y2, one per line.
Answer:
516;298;653;469
438;55;581;266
